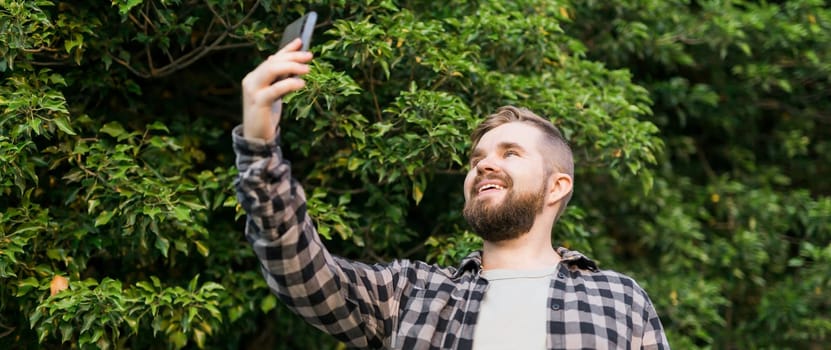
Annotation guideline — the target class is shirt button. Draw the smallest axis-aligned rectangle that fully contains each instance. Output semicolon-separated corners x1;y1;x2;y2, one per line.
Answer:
552;303;561;310
557;272;566;279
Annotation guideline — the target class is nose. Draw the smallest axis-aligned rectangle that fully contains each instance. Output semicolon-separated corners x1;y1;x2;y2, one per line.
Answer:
475;155;500;174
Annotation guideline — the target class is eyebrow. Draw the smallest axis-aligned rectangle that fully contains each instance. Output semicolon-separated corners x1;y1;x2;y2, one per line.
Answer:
469;142;526;160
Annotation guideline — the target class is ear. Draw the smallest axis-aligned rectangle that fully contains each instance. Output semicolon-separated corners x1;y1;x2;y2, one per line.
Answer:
546;172;573;206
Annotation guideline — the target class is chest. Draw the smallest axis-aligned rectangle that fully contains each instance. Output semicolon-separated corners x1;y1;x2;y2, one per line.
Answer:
390;270;639;350
472;273;552;350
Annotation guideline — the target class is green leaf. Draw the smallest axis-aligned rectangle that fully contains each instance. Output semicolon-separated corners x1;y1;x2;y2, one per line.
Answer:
125;316;139;334
100;122;126;138
193;240;209;257
347;157;361;171
81;313;97;333
185;307;198;331
53;117;76;135
260;294;277;313
147;121;169;132
115;0;143;15
91;328;103;343
60;323;73;343
102;54;112;70
200;282;224;294
17;277;40;296
174;239;188;254
169;331;187;349
46;248;66;261
95;210;115;227
188;274;200;291
738;42;752;56
29;309;43;325
193;328;206;349
155;236;170;257
412;182;424;204
172;205;191;222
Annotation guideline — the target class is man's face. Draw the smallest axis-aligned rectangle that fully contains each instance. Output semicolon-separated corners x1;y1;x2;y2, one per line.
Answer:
463;122;549;242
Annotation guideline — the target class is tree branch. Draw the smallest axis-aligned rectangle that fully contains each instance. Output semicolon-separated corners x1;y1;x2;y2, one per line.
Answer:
22;46;60;53
148;0;261;78
109;53;151;79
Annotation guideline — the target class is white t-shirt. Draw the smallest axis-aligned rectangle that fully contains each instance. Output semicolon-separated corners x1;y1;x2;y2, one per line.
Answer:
472;266;557;350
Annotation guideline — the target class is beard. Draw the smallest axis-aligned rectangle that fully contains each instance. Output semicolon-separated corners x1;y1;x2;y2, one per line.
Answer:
463;175;546;242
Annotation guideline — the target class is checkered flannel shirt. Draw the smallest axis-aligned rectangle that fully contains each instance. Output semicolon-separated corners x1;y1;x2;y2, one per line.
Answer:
234;126;670;349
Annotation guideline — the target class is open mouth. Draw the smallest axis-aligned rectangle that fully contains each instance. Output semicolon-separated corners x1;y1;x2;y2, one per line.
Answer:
478;183;505;193
474;181;509;199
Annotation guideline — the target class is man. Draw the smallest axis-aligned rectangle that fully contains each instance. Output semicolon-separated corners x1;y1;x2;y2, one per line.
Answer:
234;38;670;349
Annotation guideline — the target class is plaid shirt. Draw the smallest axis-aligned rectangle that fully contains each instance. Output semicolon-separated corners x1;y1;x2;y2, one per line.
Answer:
234;126;670;349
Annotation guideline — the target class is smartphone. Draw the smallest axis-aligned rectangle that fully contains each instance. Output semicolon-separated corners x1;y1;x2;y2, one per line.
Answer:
279;11;317;51
272;12;317;114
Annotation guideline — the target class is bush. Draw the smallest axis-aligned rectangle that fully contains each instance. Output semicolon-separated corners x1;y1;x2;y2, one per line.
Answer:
1;0;828;348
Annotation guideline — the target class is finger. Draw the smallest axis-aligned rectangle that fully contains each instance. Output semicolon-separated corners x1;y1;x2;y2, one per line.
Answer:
264;61;311;80
258;78;306;104
267;50;313;65
245;61;311;90
255;52;312;83
277;38;303;54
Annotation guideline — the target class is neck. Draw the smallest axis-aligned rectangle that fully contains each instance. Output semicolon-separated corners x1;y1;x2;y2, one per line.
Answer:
481;221;561;270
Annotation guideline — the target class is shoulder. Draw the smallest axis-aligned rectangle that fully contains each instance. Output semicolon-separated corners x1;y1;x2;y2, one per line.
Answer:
557;247;653;304
360;258;460;288
579;269;645;293
396;259;455;276
387;250;482;289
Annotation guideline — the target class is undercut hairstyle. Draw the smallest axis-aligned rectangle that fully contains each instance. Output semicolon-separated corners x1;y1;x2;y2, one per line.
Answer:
470;106;574;220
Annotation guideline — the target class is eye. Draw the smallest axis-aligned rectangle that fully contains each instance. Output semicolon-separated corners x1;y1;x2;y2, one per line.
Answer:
469;157;482;167
504;149;519;158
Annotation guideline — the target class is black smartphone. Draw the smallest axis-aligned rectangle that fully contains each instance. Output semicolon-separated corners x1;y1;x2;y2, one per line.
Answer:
279;11;317;51
272;12;317;114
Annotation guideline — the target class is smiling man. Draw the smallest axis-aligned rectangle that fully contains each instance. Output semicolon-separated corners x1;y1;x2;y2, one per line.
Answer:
234;39;670;349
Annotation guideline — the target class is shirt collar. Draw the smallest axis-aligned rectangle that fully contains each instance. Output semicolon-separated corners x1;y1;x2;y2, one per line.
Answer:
556;247;599;272
454;246;599;278
453;250;483;278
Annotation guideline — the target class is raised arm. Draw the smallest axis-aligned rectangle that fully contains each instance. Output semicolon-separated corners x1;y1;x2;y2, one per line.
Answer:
234;39;403;348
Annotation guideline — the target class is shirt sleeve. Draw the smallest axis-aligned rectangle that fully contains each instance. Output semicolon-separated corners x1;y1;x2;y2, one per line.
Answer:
233;125;404;348
637;287;671;350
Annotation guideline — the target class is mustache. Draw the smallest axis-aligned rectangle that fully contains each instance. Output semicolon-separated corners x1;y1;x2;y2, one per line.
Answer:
470;173;513;195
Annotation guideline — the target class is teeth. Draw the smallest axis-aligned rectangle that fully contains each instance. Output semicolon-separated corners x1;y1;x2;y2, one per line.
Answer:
478;184;505;193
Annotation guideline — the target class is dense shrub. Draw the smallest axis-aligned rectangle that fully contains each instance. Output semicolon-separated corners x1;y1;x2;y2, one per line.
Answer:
1;0;828;348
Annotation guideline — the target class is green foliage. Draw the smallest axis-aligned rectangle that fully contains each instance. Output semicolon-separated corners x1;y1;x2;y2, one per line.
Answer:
425;231;481;267
1;0;828;348
567;0;831;348
20;275;223;349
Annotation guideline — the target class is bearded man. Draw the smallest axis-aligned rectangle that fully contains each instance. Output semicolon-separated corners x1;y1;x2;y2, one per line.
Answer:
234;38;670;350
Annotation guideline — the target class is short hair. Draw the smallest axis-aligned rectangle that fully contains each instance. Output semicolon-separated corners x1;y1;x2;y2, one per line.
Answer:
470;106;574;219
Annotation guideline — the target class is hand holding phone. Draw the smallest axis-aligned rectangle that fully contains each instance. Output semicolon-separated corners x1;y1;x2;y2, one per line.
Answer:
241;12;317;141
271;12;318;117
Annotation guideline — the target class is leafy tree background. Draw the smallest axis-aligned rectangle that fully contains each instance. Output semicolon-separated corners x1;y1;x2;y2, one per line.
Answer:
1;0;829;349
